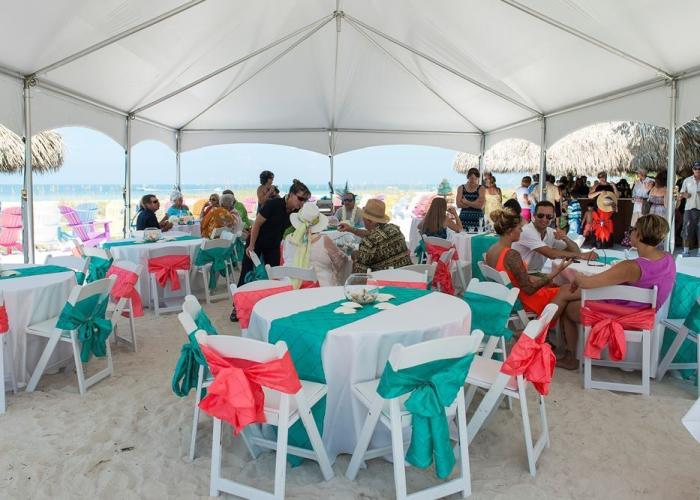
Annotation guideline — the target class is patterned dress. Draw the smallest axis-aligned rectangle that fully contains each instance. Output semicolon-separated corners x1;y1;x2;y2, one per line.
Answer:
459;184;484;230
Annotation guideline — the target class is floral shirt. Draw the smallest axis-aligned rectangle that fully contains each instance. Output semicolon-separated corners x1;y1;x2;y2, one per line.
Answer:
353;223;412;273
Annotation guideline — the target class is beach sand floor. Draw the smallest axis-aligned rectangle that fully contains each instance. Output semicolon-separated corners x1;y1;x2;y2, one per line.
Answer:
2;298;699;499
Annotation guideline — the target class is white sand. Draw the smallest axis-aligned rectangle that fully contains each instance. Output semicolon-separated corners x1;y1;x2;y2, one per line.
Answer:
2;299;700;499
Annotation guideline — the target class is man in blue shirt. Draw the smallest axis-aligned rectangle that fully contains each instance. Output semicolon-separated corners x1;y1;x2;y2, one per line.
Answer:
136;194;173;231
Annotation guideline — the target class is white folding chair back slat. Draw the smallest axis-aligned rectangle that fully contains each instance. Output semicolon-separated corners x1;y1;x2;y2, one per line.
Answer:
80;245;112;261
44;254;87;271
195;333;333;498
400;263;437;282
265;264;318;283
201;238;232;250
369;268;427;285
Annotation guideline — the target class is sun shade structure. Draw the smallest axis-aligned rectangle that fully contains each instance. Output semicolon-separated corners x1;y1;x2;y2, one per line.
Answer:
0;125;64;174
1;0;700;260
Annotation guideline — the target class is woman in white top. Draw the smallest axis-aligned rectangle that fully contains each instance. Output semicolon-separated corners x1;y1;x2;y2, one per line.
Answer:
284;203;351;287
630;168;650;226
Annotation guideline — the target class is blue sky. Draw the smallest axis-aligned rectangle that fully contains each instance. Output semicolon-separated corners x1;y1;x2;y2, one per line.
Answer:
0;126;518;189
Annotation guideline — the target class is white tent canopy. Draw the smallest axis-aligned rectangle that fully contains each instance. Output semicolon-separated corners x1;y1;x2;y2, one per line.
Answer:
1;0;700;260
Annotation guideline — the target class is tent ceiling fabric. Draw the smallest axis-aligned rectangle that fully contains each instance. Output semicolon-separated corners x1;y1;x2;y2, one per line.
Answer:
0;0;699;153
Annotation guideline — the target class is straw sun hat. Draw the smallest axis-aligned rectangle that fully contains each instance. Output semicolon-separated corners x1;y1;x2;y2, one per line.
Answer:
290;203;328;233
596;191;618;213
362;199;390;223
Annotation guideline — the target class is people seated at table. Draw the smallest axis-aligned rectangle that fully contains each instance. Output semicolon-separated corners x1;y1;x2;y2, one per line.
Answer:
200;193;220;219
561;214;677;369
457;167;485;230
284;203;350;286
136;194;172;231
166;190;191;217
417;197;462;239
339;199;411;273
511;201;597;272
257;170;276;212
333;192;364;228
485;209;578;349
200;193;241;238
223;189;252;230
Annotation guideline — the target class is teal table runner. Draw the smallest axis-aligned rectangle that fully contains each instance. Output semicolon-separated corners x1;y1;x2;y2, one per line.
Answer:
103;234;199;249
660;273;700;379
470;234;498;281
268;286;430;463
0;265;76;280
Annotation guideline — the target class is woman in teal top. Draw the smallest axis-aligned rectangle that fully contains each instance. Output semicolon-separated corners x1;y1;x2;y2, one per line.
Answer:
166;190;191;217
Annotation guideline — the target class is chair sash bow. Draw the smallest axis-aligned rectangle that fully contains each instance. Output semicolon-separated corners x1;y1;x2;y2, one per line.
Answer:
56;296;112;363
376;354;474;479
87;256;113;283
233;284;294;328
106;265;143;317
195;246;232;289
198;345;301;434
425;243;456;295
148;255;191;291
172;331;207;397
501;328;555;395
581;301;656;361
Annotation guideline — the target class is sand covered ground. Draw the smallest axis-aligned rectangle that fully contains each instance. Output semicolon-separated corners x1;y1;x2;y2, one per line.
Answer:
2;298;700;499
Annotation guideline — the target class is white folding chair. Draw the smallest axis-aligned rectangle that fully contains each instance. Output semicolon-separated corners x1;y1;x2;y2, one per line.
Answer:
195;239;234;304
148;246;192;316
0;291;18;414
25;276;117;395
466;304;558;476
265;264;318;285
197;333;334;499
581;285;657;395
401;262;437;283
78;244;112;262
44;253;91;280
422;235;467;293
107;259;142;352
465;278;519;359
368;268;428;287
478;260;534;329
346;333;484;499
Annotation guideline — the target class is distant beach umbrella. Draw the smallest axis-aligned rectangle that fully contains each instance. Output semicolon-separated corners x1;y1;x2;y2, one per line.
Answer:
454;120;700;177
0;125;65;174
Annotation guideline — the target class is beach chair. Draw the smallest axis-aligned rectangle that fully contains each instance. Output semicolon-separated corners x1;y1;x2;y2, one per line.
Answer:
25;277;116;395
0;207;23;255
346;333;483;499
465;304;558;476
265;264;319;287
106;260;143;352
367;268;428;289
59;204;110;247
0;291;18;414
147;246;192;316
193;239;234;304
400;262;437;283
478;260;534;329
581;285;657;395
197;333;333;499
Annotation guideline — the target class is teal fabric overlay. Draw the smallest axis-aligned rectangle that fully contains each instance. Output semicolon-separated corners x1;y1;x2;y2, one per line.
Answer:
86;256;113;283
244;258;268;284
171;309;217;397
684;300;700;332
595;255;621;264
56;294;112;363
377;353;475;479
414;239;426;263
470;234;499;282
660;273;700;379
269;286;429;463
103;235;199;249
0;265;74;280
195;245;233;289
462;290;514;339
74;271;86;285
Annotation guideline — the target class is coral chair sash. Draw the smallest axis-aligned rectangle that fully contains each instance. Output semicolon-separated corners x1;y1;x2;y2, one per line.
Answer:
0;303;8;333
106;265;143;317
233;284;294;329
501;327;555;396
581;301;655;362
425;243;456;295
147;255;191;291
56;295;113;363
198;345;302;435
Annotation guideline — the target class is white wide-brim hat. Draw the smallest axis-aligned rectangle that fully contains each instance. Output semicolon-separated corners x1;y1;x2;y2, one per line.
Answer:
290;203;328;233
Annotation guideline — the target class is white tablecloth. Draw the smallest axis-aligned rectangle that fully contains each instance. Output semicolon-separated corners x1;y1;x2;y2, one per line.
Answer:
542;259;611;285
107;237;203;305
1;265;77;388
170;223;201;237
246;286;471;460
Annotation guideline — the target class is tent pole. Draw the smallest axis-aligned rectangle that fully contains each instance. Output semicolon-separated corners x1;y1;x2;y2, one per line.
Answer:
124;115;133;238
21;76;35;264
175;130;181;191
328;131;335;195
665;80;678;252
478;133;486;174
539;117;547;201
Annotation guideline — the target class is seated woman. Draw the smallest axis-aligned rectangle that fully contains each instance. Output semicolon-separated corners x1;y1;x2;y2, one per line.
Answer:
418;197;462;239
166;191;191;217
485;209;579;368
200;193;220;219
562;214;676;367
284;203;351;287
200;193;241;238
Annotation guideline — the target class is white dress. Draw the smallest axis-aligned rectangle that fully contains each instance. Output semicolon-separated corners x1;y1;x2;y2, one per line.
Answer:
283;233;352;286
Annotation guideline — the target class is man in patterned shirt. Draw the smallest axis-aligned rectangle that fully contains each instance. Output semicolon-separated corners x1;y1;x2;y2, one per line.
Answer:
339;199;411;273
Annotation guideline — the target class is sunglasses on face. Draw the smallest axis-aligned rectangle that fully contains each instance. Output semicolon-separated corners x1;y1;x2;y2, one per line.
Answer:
152;199;160;204
342;198;353;203
536;213;554;220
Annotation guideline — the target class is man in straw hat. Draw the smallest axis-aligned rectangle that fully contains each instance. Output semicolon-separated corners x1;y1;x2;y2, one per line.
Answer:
339;199;411;273
680;161;700;256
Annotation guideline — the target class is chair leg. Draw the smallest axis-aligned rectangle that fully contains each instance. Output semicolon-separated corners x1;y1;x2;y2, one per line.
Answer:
656;326;687;381
202;269;211;305
128;299;137;352
538;395;550;449
210;417;222;497
273;394;291;500
0;337;5;414
389;399;408;500
150;274;160;317
189;366;204;462
70;332;87;395
346;395;384;480
517;379;537;476
295;393;334;481
26;331;62;393
642;330;651;396
5;336;17;394
455;388;472;498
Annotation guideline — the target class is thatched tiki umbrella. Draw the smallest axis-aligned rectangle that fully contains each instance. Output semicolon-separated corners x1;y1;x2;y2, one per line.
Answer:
0;125;64;173
454;120;700;177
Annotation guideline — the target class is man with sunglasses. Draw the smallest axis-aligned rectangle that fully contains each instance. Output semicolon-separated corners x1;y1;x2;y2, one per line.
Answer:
680;161;700;256
512;200;598;271
135;194;173;231
334;192;364;228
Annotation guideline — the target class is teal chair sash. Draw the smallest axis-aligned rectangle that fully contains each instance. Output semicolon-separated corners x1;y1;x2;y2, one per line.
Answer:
462;291;514;339
56;294;112;363
171;309;217;397
86;256;113;283
195;246;232;289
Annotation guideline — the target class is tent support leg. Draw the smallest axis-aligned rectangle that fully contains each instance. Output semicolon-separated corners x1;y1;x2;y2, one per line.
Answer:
665;80;677;253
539;117;547;201
22;76;35;264
175;130;181;191
124;115;133;238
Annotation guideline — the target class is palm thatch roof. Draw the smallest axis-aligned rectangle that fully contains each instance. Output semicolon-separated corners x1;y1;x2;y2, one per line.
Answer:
0;125;64;174
454;120;700;177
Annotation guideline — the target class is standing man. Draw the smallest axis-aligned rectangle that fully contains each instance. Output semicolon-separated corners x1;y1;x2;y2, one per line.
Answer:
680;161;700;256
512;201;598;271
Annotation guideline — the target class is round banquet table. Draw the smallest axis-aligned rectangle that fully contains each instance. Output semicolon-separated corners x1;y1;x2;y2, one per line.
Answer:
170;222;201;237
245;286;472;461
1;264;77;388
106;236;203;306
